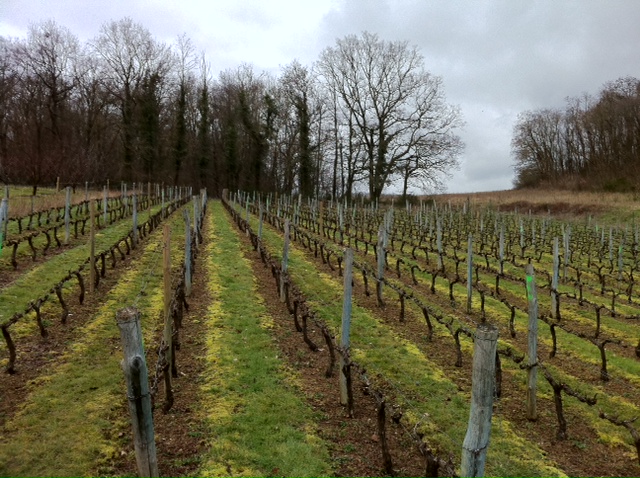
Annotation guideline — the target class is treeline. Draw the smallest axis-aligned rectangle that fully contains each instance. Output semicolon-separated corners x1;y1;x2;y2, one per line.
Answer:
0;19;462;200
512;77;640;191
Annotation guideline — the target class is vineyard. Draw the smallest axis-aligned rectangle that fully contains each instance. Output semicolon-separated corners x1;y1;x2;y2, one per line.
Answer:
1;186;640;477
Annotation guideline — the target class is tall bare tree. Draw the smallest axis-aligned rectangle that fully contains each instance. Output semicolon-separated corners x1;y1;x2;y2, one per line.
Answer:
8;20;81;192
317;31;462;202
92;17;173;181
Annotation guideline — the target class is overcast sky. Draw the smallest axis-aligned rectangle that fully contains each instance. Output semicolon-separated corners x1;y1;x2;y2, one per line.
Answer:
2;0;640;193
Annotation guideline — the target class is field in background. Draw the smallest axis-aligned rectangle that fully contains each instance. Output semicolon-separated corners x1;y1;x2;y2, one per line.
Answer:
432;188;640;223
3;186;133;218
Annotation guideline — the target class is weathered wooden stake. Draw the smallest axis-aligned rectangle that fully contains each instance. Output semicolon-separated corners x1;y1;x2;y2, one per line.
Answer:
115;307;158;477
436;218;443;270
563;227;571;280
461;323;498;477
525;263;538;421
183;209;192;296
132;192;138;246
376;224;386;305
64;186;71;244
193;195;199;248
0;197;7;249
162;224;173;406
551;237;559;319
89;200;96;293
147;181;152;219
618;242;624;281
499;223;505;275
467;233;473;314
280;219;290;302
103;186;108;226
340;248;354;406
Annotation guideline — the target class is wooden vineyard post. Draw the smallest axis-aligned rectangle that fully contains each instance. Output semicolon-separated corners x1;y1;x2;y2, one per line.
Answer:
280;219;290;302
0;195;7;250
467;233;473;314
436;218;443;271
193;195;199;248
551;237;559;319
525;264;538;421
609;228;614;265
29;194;34;228
115;307;159;477
103;186;108;226
147;181;151;219
162;224;173;409
258;203;264;239
499;223;505;275
376;224;386;306
161;188;165;218
89;200;96;293
132;191;138;247
340;248;354;410
183;210;192;296
64;186;71;244
461;323;498;478
563;226;571;281
338;202;344;244
618;241;624;281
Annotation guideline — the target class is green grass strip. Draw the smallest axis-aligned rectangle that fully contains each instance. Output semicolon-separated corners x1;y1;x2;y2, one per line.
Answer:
242;203;566;478
197;202;332;477
0;205;163;325
0;210;186;477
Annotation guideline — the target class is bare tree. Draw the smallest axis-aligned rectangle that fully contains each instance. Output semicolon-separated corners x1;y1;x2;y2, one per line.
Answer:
73;45;118;182
513;77;640;190
279;60;332;198
170;33;197;185
212;64;272;193
92;17;173;181
317;31;462;202
6;20;81;192
195;52;212;190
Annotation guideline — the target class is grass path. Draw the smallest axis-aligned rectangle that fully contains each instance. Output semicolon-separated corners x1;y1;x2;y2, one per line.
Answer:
196;202;332;477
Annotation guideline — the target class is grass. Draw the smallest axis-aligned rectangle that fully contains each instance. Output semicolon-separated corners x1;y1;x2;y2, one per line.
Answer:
0;204;167;350
434;188;640;223
196;201;332;477
3;186;126;219
0;217;176;476
0;197;163;271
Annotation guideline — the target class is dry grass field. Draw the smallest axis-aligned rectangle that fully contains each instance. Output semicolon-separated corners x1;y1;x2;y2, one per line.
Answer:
432;188;640;224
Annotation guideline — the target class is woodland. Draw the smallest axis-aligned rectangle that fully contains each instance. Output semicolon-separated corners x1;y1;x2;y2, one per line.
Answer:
0;19;462;201
512;76;640;191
